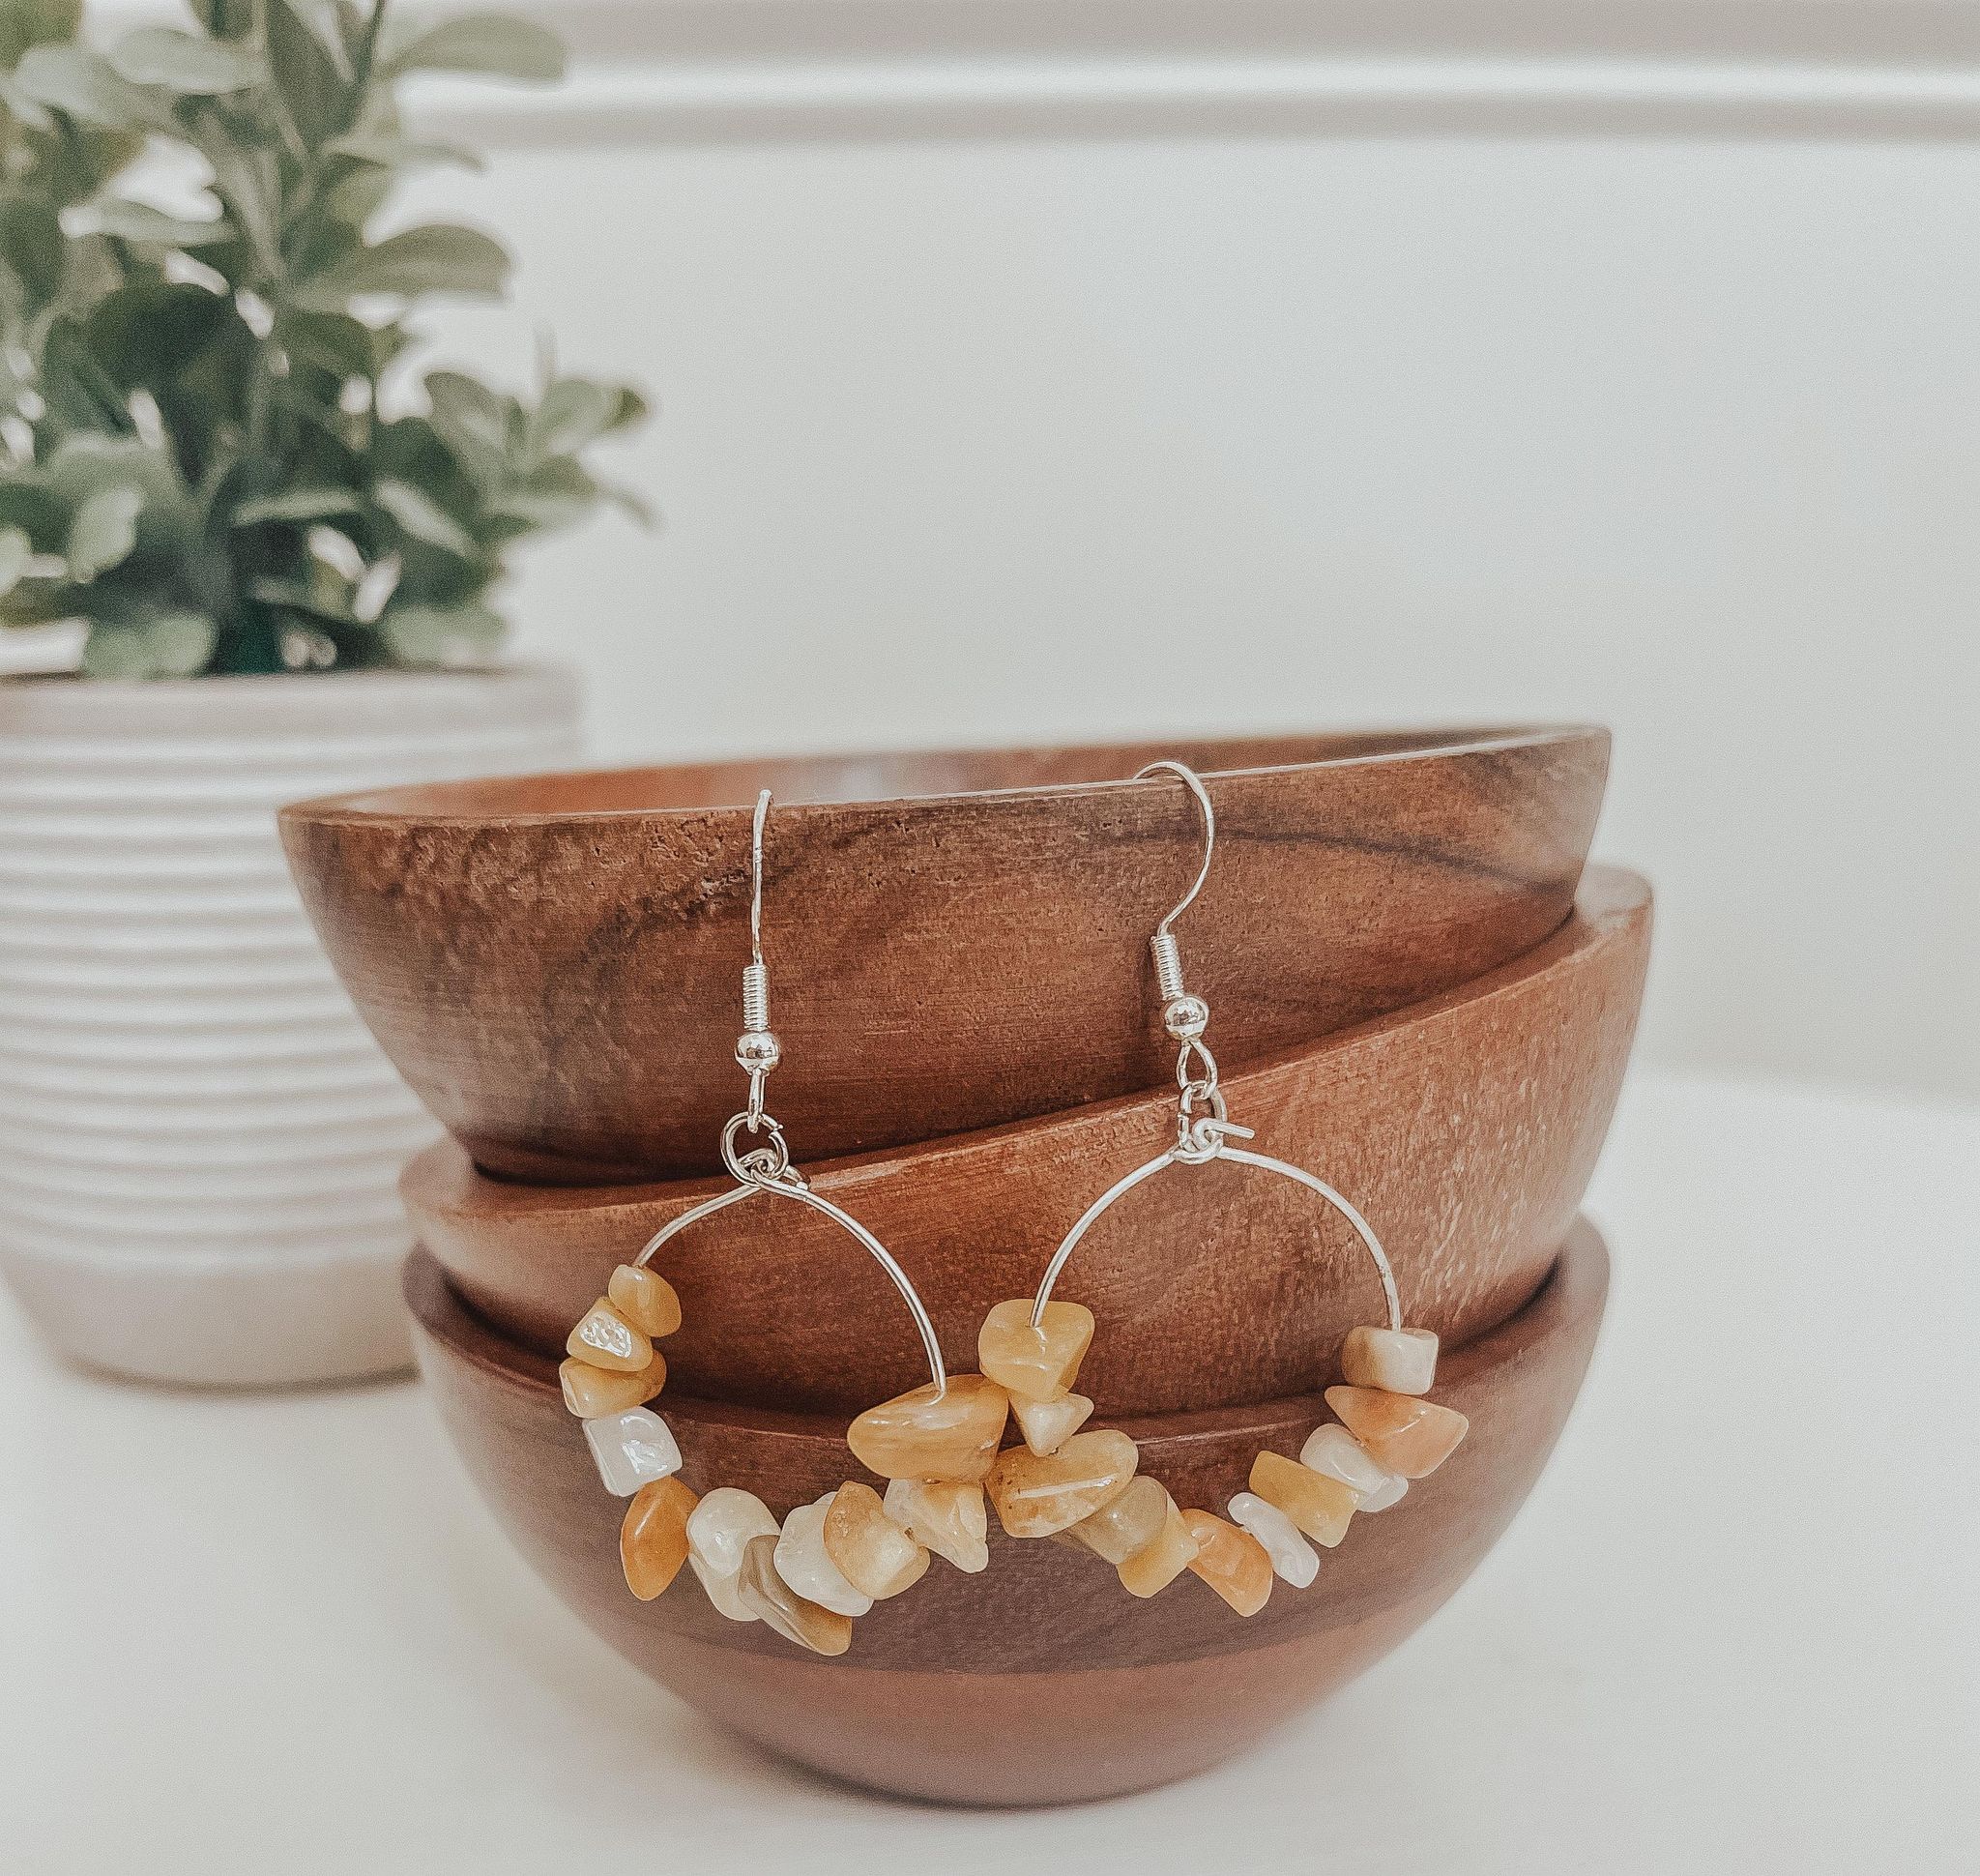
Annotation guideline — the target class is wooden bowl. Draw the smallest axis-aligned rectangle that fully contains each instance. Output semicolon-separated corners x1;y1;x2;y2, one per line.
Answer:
408;1217;1609;1805
282;726;1608;1183
407;867;1646;1418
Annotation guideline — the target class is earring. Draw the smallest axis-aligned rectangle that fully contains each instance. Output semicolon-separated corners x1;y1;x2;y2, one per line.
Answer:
974;761;1470;1616
557;791;1010;1655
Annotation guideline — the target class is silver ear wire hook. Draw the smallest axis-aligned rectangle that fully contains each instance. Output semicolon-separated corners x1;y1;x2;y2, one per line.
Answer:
736;788;779;1127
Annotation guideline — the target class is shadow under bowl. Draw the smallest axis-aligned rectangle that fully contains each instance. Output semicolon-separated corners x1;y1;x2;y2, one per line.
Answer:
408;1216;1609;1805
285;726;1608;1183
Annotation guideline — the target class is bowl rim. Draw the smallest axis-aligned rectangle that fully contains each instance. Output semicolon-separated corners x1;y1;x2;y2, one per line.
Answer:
280;721;1608;828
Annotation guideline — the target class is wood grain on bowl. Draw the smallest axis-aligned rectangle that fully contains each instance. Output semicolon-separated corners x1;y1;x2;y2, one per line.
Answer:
282;726;1608;1182
407;1218;1609;1805
408;868;1647;1418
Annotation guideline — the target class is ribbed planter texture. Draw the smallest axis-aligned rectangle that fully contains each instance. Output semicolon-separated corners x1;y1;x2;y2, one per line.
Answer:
0;665;580;1386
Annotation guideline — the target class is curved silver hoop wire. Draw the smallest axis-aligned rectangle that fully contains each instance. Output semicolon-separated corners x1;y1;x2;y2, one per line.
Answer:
1031;1142;1402;1335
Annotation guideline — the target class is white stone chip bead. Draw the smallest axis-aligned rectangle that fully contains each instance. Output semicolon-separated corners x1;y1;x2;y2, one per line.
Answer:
1300;1422;1406;1500
1340;1325;1440;1394
582;1408;682;1497
1357;1473;1410;1513
1010;1391;1094;1456
773;1495;874;1617
685;1487;781;1621
1228;1491;1320;1588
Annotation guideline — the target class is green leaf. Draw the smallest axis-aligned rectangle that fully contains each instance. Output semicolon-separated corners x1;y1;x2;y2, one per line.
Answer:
378;601;505;666
234;485;363;526
66;485;143;578
0;194;63;308
374;476;476;555
384;14;566;82
0;1;81;70
290;223;510;309
487;454;600;531
81;611;218;678
267;0;356;147
189;1;256;41
182;105;282;274
0;526;32;598
13;44;156;130
108;27;261;94
87;199;229;248
525;378;621;461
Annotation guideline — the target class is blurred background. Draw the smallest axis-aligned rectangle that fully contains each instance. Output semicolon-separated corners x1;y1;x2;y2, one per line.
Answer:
10;0;1976;1104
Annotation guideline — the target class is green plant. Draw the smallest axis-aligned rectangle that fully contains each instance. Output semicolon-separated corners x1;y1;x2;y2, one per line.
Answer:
0;0;645;677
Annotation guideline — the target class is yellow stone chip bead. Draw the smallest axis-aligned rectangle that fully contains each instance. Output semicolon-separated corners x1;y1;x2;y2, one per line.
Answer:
561;1350;666;1419
1324;1385;1470;1479
977;1298;1095;1402
987;1427;1139;1539
1181;1510;1273;1616
1116;1490;1199;1598
884;1479;990;1573
845;1373;1009;1481
567;1299;652;1373
1340;1325;1439;1394
1058;1474;1168;1564
607;1264;684;1340
822;1481;930;1599
1249;1450;1357;1547
620;1476;698;1600
735;1535;854;1656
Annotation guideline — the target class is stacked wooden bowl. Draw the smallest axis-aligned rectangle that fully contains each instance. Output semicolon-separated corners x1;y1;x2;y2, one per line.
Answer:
280;727;1647;1805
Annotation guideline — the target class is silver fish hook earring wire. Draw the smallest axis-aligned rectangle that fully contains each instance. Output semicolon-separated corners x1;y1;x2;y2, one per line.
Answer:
972;760;1471;1616
556;790;1008;1654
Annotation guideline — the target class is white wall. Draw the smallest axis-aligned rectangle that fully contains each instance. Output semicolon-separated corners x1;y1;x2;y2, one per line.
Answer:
33;2;1980;1100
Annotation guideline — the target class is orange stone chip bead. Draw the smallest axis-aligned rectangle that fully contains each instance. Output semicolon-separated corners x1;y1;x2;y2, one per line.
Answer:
620;1476;698;1600
735;1535;854;1656
566;1299;652;1373
987;1428;1139;1539
1325;1385;1470;1479
560;1350;666;1419
1059;1474;1169;1564
1181;1510;1273;1617
976;1299;1095;1401
1249;1451;1357;1547
845;1373;1009;1481
606;1264;683;1340
822;1481;930;1599
1117;1490;1200;1598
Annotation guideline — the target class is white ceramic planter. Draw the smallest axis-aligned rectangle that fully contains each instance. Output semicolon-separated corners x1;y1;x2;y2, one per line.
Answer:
0;666;581;1386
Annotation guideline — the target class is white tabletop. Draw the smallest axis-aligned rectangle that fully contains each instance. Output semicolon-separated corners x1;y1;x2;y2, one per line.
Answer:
3;1070;1974;1873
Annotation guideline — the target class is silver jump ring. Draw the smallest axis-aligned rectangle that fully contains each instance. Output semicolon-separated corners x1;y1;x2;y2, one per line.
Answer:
721;1110;791;1186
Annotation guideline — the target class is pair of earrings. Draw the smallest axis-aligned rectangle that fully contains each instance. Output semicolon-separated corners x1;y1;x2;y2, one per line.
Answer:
559;763;1469;1656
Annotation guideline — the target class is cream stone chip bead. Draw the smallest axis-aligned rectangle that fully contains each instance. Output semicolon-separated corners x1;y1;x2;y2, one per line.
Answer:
976;1299;1094;1402
1249;1450;1357;1547
1325;1386;1470;1479
1227;1491;1320;1587
883;1479;990;1573
1010;1391;1093;1457
1116;1490;1199;1598
1357;1474;1410;1513
606;1264;683;1340
987;1428;1139;1539
1300;1422;1404;1500
620;1476;697;1600
686;1487;780;1622
737;1535;854;1656
1341;1325;1439;1395
567;1299;652;1373
584;1406;682;1497
1057;1474;1169;1565
845;1373;1009;1481
559;1349;665;1419
1181;1510;1273;1616
773;1494;873;1617
822;1481;929;1599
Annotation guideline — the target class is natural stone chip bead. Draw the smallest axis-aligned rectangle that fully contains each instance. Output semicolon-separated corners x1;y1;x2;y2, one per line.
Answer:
845;1373;1009;1481
1249;1450;1356;1547
1059;1473;1169;1565
1358;1474;1410;1513
686;1487;780;1622
987;1427;1139;1539
1299;1422;1403;1500
774;1494;873;1616
559;1350;665;1420
620;1476;698;1600
567;1299;652;1373
737;1534;854;1656
1341;1325;1440;1395
1325;1385;1470;1479
1010;1391;1093;1457
1228;1491;1320;1587
823;1481;930;1599
1117;1490;1199;1598
976;1299;1095;1402
607;1264;684;1340
1182;1510;1273;1617
884;1479;990;1574
584;1406;682;1497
